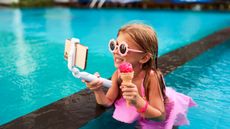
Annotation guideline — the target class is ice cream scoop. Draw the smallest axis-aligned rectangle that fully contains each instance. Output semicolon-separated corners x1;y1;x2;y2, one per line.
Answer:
119;62;133;73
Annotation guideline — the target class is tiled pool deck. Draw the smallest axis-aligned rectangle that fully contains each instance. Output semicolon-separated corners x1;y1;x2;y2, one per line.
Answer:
1;27;230;129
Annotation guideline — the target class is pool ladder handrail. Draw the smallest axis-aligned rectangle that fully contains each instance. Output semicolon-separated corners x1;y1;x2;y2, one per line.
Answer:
90;0;106;8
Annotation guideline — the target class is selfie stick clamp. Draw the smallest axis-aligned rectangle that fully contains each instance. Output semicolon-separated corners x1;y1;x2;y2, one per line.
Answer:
68;38;112;88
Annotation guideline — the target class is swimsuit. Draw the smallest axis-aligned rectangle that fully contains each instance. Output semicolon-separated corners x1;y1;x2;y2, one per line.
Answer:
113;78;196;129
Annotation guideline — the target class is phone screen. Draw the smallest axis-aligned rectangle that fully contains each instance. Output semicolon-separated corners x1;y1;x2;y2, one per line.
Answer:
64;39;88;70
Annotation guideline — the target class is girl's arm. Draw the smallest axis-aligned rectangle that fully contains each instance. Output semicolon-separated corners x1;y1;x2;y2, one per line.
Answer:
135;71;165;121
121;71;165;121
85;71;119;107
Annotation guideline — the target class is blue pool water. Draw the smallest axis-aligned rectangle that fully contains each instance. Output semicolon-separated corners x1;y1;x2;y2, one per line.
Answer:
80;39;230;129
0;7;229;125
165;40;230;129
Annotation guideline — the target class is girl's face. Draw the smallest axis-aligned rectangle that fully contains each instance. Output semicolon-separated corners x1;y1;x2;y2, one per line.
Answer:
112;32;145;68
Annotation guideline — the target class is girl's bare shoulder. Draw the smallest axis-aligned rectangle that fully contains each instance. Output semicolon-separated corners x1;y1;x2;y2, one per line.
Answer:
148;70;160;89
149;70;157;80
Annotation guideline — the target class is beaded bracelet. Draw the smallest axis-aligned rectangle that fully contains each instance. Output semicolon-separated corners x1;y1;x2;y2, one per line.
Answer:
137;101;148;113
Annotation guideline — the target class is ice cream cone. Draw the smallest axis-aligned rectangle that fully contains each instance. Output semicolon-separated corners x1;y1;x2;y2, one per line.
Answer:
120;72;134;107
120;72;134;84
119;62;134;107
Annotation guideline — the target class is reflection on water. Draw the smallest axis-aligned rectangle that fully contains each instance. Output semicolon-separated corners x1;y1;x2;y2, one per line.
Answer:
14;9;37;76
0;8;82;125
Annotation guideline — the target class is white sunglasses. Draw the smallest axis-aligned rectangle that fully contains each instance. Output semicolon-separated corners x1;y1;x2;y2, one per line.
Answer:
108;39;144;56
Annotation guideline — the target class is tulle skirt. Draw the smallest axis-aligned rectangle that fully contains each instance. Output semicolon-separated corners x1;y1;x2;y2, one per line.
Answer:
138;87;197;129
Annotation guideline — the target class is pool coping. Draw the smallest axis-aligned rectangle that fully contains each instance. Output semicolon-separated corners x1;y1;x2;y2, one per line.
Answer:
1;27;230;129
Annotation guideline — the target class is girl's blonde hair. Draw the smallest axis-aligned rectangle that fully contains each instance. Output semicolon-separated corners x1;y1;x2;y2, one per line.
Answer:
118;23;167;101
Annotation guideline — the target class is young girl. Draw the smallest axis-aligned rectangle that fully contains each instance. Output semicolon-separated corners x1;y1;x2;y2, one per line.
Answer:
84;23;196;129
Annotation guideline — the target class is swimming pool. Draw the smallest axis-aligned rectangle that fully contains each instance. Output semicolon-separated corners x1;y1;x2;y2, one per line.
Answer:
0;7;229;126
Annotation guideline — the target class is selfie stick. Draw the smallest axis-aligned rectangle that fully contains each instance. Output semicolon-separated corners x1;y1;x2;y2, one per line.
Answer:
68;38;112;88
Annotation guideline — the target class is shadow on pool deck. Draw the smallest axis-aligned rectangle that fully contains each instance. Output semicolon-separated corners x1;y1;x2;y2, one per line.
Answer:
1;27;230;129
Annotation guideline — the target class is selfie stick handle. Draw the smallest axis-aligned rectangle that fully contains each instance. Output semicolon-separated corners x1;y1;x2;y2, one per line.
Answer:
72;67;112;88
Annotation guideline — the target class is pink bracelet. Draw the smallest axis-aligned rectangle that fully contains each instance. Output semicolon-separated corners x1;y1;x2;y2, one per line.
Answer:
137;101;148;113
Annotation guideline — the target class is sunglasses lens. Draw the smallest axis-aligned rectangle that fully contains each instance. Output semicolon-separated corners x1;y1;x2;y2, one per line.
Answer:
109;41;115;51
119;44;127;54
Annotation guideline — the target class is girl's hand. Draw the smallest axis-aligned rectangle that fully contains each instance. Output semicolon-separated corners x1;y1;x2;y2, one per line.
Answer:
120;82;140;105
82;72;103;92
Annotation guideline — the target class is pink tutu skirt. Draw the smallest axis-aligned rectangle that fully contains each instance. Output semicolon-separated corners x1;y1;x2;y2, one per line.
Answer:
138;87;197;129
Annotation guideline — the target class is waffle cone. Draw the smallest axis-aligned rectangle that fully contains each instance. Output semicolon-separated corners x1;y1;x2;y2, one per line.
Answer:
120;72;134;107
120;72;134;83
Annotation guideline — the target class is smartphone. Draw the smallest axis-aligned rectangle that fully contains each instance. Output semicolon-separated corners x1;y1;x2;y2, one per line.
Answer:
64;39;88;70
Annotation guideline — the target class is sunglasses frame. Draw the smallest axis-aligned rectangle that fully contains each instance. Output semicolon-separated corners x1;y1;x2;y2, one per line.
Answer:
108;39;144;56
